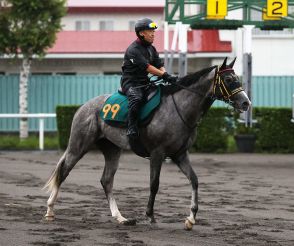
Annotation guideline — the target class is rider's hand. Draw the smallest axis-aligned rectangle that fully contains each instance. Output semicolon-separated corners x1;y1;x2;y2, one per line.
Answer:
161;72;178;83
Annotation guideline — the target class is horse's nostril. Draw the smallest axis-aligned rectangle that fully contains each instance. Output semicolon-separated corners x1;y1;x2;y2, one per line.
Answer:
242;101;249;110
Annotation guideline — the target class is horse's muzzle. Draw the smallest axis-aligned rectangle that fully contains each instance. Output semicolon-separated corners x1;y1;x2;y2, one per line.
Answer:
231;91;251;112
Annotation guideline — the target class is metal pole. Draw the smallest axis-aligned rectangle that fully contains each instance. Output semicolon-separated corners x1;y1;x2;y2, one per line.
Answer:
178;22;188;77
164;21;169;71
168;22;180;74
242;25;254;127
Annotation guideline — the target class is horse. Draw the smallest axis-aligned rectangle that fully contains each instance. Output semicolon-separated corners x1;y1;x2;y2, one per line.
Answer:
43;57;251;230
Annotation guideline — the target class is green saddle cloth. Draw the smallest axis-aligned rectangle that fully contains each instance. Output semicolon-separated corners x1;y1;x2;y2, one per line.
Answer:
100;86;161;125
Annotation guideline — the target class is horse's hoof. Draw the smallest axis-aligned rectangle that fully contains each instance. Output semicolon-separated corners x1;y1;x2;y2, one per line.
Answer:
148;216;156;224
45;215;55;221
145;214;157;224
184;219;194;230
121;219;136;226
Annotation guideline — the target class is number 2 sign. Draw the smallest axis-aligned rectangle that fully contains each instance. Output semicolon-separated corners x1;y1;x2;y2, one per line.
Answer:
267;0;288;17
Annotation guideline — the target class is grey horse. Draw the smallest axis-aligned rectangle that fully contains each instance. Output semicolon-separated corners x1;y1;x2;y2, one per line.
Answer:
44;58;251;230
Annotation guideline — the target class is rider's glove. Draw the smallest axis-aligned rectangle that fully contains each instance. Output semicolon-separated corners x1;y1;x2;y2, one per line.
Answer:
161;72;178;83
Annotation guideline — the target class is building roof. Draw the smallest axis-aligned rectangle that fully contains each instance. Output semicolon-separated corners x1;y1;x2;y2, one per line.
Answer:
67;0;164;13
48;30;231;56
67;0;165;8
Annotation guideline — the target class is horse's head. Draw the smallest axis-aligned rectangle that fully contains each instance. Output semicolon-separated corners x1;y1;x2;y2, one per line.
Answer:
211;57;251;112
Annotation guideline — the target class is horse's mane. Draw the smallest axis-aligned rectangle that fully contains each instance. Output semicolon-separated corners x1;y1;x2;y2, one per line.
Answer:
162;65;217;95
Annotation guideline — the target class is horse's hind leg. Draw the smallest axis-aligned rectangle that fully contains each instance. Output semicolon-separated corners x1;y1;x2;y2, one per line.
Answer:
43;112;98;220
172;151;198;230
100;139;135;225
44;149;85;220
44;151;66;220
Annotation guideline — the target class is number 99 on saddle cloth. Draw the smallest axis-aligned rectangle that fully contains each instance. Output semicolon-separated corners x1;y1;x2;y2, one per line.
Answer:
99;86;161;127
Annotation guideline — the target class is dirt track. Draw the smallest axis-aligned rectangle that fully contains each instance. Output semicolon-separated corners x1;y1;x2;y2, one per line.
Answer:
0;151;294;246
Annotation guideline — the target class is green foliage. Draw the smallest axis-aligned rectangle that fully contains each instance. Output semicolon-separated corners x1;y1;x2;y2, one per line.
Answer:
54;105;294;153
234;120;257;135
0;134;58;149
0;0;66;57
192;108;230;153
254;107;294;153
56;105;81;149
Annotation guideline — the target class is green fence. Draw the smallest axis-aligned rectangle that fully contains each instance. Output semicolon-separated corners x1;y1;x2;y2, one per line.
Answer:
1;75;294;131
0;75;120;131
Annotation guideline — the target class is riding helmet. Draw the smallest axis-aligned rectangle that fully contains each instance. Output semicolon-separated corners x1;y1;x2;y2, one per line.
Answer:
135;18;158;34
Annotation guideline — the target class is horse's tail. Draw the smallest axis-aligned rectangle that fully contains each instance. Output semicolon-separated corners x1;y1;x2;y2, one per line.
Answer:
43;151;67;193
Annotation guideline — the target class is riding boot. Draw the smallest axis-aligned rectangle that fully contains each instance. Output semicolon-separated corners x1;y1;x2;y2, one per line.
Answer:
125;86;145;138
127;109;139;138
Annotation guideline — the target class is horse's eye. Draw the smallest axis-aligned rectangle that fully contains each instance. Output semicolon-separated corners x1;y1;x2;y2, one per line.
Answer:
225;77;232;83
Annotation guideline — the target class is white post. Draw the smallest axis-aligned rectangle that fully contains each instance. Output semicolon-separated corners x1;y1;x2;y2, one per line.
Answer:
0;113;56;150
171;22;180;51
168;22;180;73
164;21;169;70
39;118;44;150
243;25;253;54
178;22;188;77
242;25;254;127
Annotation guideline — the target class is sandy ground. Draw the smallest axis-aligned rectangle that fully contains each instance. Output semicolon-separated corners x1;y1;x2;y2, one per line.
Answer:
0;151;294;246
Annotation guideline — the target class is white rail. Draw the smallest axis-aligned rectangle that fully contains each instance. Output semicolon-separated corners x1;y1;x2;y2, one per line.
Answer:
0;113;56;150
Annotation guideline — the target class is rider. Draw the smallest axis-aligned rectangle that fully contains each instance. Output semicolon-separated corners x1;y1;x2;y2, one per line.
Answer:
121;18;178;138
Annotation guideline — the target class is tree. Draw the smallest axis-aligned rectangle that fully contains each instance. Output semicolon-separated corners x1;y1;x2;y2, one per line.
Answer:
0;0;66;138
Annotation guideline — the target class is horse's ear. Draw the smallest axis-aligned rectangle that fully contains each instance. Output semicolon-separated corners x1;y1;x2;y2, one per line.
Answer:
228;57;236;68
220;57;227;70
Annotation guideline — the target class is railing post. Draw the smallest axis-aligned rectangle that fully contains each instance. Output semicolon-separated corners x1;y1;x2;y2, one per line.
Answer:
39;118;44;150
0;113;56;150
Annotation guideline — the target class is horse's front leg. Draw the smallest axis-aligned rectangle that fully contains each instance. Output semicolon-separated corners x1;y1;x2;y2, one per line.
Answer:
146;151;164;223
172;151;198;230
100;140;136;225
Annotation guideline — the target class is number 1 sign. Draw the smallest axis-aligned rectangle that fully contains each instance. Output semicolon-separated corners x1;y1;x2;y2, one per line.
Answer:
206;0;228;19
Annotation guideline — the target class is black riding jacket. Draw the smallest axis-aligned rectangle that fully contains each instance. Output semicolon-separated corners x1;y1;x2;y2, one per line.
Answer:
121;39;164;91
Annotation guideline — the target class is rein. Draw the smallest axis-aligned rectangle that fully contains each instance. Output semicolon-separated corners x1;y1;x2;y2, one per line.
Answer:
169;80;206;97
171;94;199;131
170;66;243;100
171;66;244;130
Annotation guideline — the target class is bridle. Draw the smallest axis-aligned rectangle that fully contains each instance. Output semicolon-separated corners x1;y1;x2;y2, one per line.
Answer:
169;66;243;101
211;66;244;104
171;66;244;130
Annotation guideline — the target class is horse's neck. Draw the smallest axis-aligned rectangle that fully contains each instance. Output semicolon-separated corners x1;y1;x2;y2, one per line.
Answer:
172;71;215;127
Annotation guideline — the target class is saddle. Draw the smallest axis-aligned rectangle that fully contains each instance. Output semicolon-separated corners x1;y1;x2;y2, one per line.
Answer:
100;86;161;127
99;86;161;158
